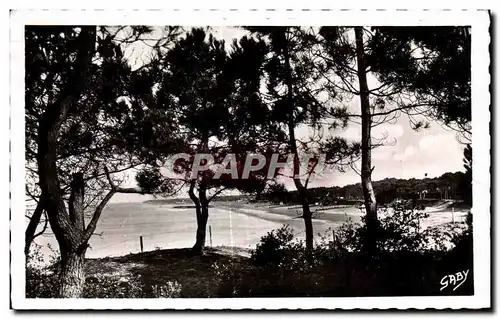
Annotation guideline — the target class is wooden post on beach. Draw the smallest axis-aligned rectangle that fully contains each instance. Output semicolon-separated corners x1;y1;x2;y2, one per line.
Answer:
209;225;213;248
452;207;455;224
140;236;144;252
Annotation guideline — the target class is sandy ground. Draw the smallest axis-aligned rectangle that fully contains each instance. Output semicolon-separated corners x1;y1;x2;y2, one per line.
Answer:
32;200;469;260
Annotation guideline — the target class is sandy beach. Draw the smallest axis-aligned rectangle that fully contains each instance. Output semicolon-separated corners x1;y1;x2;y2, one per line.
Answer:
32;199;469;259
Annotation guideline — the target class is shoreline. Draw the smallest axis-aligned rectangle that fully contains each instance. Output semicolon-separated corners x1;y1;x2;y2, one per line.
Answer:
31;200;470;261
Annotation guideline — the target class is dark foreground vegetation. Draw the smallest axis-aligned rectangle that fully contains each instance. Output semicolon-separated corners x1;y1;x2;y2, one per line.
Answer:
27;202;473;298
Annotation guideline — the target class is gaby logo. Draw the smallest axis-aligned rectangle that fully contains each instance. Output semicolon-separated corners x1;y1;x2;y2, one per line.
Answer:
165;153;328;180
440;269;470;292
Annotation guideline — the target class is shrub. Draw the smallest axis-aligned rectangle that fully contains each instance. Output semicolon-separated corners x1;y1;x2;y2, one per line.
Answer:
213;257;331;297
250;225;308;270
216;205;474;297
328;217;363;254
26;265;59;298
215;202;474;297
375;200;430;252
27;243;185;298
83;275;144;298
212;259;257;297
329;201;431;255
83;275;183;298
250;202;436;269
26;243;60;298
450;211;473;257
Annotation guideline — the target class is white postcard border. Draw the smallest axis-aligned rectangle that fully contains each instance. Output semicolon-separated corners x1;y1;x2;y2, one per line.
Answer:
10;9;491;310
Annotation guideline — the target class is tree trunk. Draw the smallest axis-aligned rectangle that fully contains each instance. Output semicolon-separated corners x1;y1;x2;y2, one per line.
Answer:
192;204;209;254
56;172;88;298
189;181;209;255
35;27;96;298
302;202;314;254
69;173;85;230
283;32;315;258
59;248;86;298
190;133;211;255
33;27;113;298
192;181;209;254
355;27;378;255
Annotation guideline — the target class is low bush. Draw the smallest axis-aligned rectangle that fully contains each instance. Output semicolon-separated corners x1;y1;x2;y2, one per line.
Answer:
216;201;474;297
250;225;309;270
83;275;144;298
83;275;182;298
330;201;431;254
26;243;60;298
27;243;184;298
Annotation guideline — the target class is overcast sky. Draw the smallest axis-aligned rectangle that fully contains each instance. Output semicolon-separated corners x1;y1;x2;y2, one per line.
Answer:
111;26;466;200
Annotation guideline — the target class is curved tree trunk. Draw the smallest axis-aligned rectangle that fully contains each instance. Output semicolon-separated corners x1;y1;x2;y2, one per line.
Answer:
38;118;93;298
355;27;378;255
189;181;209;255
192;204;209;254
190;132;211;255
192;181;209;255
35;27;97;298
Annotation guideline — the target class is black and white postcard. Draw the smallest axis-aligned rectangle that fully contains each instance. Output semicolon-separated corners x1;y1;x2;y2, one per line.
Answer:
9;9;491;310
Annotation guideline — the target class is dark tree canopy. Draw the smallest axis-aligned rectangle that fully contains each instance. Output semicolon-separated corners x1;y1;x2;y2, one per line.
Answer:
318;26;471;137
25;25;181;297
369;27;470;140
136;28;287;197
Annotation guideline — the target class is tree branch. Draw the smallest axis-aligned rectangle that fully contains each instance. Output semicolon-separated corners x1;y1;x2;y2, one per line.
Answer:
32;211;49;243
304;160;319;189
83;188;116;243
207;187;228;203
188;180;200;207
